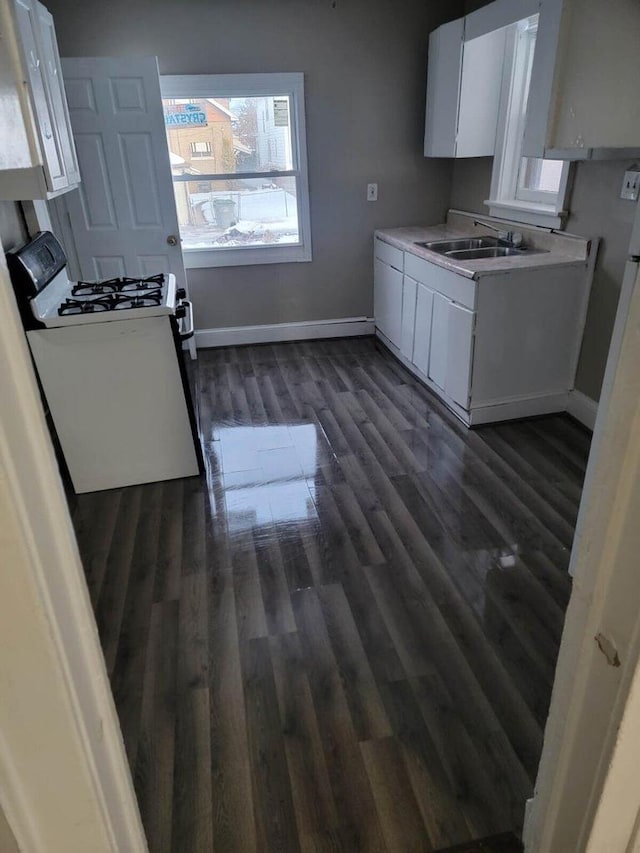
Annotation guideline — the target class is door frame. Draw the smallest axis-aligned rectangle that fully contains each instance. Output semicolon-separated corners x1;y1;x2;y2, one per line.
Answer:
4;215;640;849
0;242;146;850
523;262;640;851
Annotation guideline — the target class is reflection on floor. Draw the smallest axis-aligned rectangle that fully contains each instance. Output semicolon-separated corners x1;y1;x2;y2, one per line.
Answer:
71;337;590;852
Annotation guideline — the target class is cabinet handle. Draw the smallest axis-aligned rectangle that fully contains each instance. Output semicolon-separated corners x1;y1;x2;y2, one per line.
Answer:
43;121;52;140
49;61;57;76
30;50;40;69
166;235;179;246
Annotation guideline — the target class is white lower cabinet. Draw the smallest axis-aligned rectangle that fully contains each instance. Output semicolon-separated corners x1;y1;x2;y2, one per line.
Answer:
428;292;449;391
429;293;475;408
427;292;474;408
375;243;475;412
441;297;474;408
400;275;417;360
374;258;403;348
412;282;434;376
374;235;590;426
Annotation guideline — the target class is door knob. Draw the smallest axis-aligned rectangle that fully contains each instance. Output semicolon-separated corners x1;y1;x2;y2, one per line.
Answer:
167;235;179;246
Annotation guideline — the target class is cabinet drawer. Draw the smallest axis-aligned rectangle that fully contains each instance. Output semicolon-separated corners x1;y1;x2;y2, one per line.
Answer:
404;252;476;309
374;238;403;272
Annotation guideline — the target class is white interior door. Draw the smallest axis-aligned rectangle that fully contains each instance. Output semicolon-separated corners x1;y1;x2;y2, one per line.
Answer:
51;56;195;356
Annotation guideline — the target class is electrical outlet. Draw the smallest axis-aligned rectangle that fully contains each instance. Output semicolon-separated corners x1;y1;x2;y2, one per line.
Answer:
367;183;378;202
620;170;640;201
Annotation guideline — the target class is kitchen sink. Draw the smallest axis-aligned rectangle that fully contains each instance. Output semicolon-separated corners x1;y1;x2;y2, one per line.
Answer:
447;246;526;259
414;235;548;260
415;236;504;252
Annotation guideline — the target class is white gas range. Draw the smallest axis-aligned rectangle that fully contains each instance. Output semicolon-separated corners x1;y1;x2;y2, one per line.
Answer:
8;231;203;494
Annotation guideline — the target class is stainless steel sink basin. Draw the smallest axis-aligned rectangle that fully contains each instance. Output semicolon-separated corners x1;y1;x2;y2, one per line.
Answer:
414;234;548;261
447;246;525;259
415;236;503;252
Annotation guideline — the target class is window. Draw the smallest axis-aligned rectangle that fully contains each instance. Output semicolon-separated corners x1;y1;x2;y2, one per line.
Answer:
161;73;312;268
487;16;570;228
190;141;212;159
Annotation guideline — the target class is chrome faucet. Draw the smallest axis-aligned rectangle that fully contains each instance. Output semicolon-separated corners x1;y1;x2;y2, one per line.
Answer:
473;219;524;248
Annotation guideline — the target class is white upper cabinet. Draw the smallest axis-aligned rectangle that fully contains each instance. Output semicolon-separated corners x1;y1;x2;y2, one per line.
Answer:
423;18;463;158
0;0;79;199
524;0;640;158
423;17;507;158
426;0;640;161
455;27;507;158
424;0;537;159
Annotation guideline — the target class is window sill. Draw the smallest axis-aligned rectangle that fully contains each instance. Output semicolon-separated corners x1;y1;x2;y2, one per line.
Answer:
485;199;567;230
183;243;312;269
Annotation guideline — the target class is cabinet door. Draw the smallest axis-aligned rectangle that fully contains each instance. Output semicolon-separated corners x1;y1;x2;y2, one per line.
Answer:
35;3;79;186
374;259;402;348
13;0;66;191
429;292;449;391
400;275;417;359
446;300;474;408
456;26;507;157
424;18;464;157
429;293;474;408
412;282;434;376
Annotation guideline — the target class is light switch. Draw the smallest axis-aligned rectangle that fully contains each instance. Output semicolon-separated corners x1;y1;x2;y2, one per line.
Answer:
620;170;640;201
367;183;378;202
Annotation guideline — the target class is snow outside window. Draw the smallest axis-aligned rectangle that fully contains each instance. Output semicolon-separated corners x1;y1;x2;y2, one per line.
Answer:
161;73;312;268
487;16;570;229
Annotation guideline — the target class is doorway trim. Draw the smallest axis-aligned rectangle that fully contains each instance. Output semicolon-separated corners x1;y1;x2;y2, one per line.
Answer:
0;245;147;851
524;263;640;851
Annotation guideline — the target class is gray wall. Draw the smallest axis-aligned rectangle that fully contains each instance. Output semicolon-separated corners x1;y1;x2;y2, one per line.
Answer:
47;0;461;330
450;156;636;405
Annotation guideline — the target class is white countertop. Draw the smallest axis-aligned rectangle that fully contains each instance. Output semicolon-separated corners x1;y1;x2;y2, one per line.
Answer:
375;212;589;281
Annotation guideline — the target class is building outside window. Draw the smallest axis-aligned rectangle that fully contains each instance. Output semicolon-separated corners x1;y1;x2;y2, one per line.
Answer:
161;73;312;268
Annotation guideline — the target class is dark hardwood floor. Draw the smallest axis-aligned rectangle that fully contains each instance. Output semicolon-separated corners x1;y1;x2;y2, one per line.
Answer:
71;337;590;852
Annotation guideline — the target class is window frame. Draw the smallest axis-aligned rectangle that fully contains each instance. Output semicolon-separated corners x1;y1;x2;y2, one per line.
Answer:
486;17;570;229
161;72;312;269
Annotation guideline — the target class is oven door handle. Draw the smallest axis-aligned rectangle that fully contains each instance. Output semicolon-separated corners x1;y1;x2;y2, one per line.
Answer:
178;299;194;341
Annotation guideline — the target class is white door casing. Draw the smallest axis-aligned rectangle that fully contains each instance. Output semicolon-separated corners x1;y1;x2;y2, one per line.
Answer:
523;263;640;851
51;56;196;357
0;243;147;852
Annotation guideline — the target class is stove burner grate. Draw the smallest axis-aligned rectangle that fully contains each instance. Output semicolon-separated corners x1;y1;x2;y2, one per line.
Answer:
112;292;163;309
72;274;165;297
58;289;163;315
58;297;113;315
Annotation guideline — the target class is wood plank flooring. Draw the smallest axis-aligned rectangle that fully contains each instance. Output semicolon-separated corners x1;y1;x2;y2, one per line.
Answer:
71;337;590;852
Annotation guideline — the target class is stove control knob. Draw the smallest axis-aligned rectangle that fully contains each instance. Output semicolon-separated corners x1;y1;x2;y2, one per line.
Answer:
176;287;186;300
175;304;186;319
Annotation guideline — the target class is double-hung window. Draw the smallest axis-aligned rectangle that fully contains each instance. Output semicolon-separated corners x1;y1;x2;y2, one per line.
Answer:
487;15;570;228
161;73;312;268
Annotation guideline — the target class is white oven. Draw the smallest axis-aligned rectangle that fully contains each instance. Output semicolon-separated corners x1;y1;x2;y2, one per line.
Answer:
7;230;203;493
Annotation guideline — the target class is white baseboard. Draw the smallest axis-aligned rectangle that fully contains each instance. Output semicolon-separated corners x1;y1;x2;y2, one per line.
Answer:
567;389;598;431
195;316;375;348
469;392;570;426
